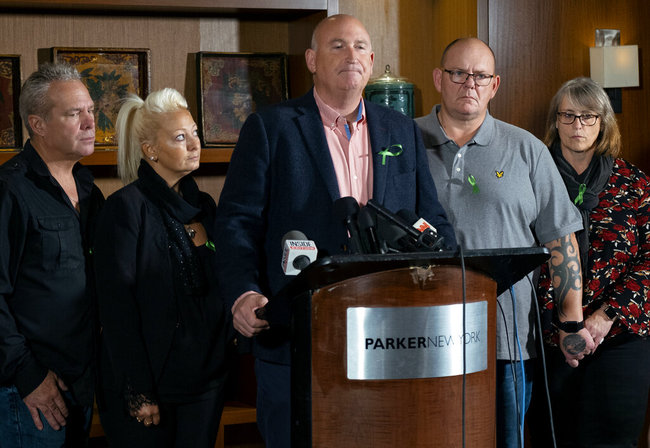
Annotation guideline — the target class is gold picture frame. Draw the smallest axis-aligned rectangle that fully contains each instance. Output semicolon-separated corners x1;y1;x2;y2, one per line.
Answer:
197;52;288;147
0;55;22;150
52;47;151;148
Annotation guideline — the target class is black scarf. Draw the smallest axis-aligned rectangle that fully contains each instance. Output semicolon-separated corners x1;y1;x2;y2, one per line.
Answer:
136;161;207;297
550;141;613;268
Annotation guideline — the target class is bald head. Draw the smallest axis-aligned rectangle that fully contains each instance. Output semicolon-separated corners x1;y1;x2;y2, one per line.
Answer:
441;38;495;68
310;14;372;52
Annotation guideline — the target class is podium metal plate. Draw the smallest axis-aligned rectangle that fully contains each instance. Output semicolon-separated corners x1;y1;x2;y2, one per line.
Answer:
346;302;487;380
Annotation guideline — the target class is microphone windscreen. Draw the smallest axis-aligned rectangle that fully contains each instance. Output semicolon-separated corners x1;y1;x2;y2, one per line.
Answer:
293;255;311;271
358;206;376;230
332;196;360;221
333;196;364;254
281;231;318;275
376;222;408;246
281;230;308;248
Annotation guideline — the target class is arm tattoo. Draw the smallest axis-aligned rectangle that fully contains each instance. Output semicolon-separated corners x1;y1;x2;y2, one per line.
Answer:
562;333;586;356
549;235;582;316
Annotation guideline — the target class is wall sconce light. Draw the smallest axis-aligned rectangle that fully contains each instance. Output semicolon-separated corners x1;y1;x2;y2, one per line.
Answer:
589;29;639;113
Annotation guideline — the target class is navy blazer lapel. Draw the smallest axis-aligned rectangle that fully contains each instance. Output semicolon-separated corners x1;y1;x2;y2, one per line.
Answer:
292;95;399;205
295;94;340;202
366;102;392;204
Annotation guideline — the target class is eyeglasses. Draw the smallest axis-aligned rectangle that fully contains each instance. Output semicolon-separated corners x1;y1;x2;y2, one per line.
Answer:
443;69;494;86
556;112;599;126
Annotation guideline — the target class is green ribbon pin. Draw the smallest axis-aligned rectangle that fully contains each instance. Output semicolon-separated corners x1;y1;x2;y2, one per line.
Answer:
468;174;479;194
574;183;586;205
378;144;403;166
205;240;216;252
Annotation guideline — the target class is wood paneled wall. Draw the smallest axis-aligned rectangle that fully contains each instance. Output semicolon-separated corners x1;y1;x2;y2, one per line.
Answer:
345;0;649;177
398;0;478;117
340;0;477;117
487;0;650;174
0;11;299;196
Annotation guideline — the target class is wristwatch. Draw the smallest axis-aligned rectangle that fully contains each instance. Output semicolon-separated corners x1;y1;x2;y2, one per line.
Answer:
602;304;618;321
555;320;585;333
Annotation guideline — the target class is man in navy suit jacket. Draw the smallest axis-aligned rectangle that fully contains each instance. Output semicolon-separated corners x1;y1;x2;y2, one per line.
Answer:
215;14;455;447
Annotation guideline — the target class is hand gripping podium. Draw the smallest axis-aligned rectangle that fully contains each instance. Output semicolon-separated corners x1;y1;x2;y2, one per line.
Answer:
265;248;549;448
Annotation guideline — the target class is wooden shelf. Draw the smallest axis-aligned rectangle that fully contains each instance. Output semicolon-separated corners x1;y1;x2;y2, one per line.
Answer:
0;152;19;165
0;147;233;166
200;147;234;164
215;402;258;448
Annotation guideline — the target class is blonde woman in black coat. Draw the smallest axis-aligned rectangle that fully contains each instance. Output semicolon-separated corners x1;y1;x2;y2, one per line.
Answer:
94;88;231;448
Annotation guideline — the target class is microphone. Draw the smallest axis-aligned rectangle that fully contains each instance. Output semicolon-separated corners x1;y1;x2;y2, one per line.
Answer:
366;199;444;251
257;231;316;322
376;222;415;253
358;206;383;254
396;209;446;251
397;209;438;236
281;231;318;275
332;196;364;254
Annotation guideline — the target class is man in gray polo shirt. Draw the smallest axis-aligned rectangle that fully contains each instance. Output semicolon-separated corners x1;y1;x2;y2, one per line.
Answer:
416;37;595;448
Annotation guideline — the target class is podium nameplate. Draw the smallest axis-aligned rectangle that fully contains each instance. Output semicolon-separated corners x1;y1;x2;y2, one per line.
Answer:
346;302;487;380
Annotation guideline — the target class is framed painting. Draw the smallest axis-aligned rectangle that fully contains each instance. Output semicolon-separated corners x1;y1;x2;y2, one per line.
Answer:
0;55;22;150
197;52;288;147
52;47;151;147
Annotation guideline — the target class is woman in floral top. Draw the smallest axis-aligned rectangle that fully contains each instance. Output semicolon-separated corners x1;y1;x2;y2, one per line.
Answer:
536;77;650;447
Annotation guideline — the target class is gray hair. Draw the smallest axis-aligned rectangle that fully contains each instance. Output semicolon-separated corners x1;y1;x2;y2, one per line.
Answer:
116;88;189;184
19;63;82;137
544;77;621;158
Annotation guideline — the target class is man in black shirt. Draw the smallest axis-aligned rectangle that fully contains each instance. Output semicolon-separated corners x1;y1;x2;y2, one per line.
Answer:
0;63;103;446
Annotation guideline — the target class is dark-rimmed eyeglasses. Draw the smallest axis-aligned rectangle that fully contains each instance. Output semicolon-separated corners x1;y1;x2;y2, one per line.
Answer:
556;112;599;126
443;69;494;86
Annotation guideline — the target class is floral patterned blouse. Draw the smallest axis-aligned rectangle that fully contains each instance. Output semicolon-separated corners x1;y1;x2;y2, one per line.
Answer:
538;158;650;344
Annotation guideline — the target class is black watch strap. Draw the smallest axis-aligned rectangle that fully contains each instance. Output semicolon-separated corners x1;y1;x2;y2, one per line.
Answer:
603;305;618;320
555;320;585;333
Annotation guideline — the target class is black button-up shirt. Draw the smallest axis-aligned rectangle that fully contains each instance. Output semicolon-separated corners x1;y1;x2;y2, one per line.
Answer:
0;140;103;403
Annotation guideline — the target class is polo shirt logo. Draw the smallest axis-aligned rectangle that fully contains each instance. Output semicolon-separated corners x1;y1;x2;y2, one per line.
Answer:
495;170;504;178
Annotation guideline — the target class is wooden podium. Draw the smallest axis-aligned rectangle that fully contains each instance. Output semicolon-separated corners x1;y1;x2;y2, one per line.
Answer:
266;248;549;448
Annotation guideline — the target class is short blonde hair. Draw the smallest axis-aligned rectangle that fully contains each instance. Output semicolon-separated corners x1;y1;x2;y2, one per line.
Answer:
115;88;189;184
543;77;621;158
